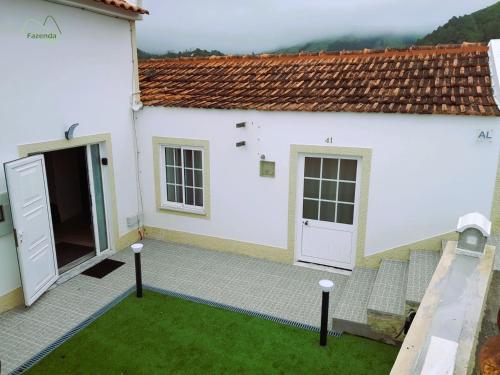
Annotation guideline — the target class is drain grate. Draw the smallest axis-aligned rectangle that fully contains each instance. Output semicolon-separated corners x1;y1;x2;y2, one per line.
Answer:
11;285;342;374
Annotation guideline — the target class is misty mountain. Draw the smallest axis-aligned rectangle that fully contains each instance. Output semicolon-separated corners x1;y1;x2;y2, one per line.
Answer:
271;35;419;54
417;1;500;45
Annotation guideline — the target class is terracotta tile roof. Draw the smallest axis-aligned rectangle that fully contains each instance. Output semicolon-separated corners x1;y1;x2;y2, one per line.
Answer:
94;0;149;14
139;43;500;116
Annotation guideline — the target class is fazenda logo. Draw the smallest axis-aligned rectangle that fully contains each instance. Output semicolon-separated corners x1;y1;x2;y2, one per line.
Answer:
23;16;62;41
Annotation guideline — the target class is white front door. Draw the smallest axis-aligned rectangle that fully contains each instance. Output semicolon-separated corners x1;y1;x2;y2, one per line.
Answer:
4;155;58;306
296;155;360;269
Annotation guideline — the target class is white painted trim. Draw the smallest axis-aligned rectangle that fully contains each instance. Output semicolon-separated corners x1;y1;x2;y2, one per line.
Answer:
45;0;142;21
86;145;102;254
294;153;361;270
159;145;206;213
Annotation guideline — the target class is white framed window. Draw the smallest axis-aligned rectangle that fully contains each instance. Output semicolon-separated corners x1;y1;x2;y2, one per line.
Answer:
160;145;205;213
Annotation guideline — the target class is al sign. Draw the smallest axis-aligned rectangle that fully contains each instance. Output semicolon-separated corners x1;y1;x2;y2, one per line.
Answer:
477;129;493;142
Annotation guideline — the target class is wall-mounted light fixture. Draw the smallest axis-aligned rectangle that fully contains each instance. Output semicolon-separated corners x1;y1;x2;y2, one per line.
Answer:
236;141;246;147
65;123;79;140
456;212;491;257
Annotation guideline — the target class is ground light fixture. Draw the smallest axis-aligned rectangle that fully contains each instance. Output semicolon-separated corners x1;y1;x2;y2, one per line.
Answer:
319;279;334;346
131;243;143;298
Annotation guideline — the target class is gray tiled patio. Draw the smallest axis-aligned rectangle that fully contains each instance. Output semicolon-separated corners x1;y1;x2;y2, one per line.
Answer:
0;239;348;374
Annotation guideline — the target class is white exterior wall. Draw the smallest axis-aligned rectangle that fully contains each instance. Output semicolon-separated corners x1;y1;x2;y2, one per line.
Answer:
137;107;500;257
489;40;500;108
0;0;139;297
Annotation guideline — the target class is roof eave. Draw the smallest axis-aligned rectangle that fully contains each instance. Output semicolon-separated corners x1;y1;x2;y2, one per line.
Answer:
45;0;145;21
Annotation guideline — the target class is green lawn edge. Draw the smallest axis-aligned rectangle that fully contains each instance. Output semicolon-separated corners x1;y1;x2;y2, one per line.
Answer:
28;291;398;374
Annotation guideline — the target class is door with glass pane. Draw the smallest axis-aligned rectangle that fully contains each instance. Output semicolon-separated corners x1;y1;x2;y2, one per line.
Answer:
296;155;360;269
87;144;109;253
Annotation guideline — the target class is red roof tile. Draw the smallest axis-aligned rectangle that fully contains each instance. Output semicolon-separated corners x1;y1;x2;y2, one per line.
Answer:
94;0;149;14
139;43;500;116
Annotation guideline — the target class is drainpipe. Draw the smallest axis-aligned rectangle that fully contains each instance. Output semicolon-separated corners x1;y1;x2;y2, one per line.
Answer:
130;3;142;111
129;7;145;238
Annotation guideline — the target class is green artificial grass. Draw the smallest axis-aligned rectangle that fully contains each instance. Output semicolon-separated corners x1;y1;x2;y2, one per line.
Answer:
28;291;398;374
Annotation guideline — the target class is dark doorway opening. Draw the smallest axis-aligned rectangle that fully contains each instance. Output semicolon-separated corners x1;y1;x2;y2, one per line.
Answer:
44;147;96;273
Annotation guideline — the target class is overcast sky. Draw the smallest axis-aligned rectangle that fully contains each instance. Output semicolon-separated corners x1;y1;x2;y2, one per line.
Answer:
137;0;498;54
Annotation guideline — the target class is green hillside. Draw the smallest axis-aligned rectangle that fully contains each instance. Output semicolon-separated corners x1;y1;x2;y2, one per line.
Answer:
273;34;418;54
417;1;500;45
138;48;224;60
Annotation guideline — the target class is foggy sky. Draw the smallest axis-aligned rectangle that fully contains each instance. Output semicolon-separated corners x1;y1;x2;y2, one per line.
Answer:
137;0;498;54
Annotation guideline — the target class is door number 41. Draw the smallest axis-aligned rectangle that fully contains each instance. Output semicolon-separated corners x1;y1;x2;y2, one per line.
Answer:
325;137;333;144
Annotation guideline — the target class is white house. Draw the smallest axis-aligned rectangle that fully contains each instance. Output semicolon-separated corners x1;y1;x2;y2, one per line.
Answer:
1;0;499;321
0;0;147;312
136;43;500;271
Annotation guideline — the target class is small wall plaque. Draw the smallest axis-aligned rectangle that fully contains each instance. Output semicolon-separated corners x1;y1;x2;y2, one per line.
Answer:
260;161;276;178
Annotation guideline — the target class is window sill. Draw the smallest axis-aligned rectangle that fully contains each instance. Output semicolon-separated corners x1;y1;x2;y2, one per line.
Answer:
159;204;206;216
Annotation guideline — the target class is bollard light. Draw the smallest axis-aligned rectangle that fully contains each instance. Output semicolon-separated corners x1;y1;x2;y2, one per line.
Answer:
319;279;334;346
131;243;143;298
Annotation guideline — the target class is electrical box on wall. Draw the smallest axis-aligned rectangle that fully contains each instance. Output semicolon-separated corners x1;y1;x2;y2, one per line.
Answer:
126;214;144;228
0;191;13;237
260;161;276;178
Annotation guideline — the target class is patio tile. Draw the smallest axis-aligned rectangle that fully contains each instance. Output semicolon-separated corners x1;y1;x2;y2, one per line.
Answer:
0;239;349;373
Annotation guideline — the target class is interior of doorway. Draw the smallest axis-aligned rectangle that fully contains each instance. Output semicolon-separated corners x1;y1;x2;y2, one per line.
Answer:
44;146;96;273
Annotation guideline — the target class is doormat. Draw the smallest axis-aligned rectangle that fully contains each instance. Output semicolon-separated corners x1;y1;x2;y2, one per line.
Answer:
82;259;125;279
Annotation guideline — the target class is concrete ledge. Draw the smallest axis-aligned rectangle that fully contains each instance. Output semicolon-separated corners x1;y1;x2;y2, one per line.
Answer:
390;241;496;375
367;311;405;340
332;318;400;345
360;232;456;269
144;226;293;263
0;287;23;313
116;228;142;250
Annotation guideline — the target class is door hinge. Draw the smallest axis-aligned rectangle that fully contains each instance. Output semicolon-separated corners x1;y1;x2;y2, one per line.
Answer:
13;228;19;247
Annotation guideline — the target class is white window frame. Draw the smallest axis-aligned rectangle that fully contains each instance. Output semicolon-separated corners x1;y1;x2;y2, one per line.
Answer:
302;156;358;225
159;144;205;214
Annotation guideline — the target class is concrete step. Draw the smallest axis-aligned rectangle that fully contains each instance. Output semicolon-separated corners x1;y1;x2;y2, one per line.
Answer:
367;260;408;338
405;250;440;309
332;268;378;336
367;259;409;316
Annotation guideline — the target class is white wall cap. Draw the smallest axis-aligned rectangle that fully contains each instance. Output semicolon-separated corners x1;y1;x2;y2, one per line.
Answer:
319;279;334;292
131;243;144;253
421;336;458;375
456;212;491;236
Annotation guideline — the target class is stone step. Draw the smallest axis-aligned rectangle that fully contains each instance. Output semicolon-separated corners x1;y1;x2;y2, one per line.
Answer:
367;259;408;317
332;267;377;328
405;250;440;308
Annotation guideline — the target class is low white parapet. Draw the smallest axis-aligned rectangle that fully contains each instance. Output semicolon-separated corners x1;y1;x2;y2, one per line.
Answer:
390;240;496;375
421;336;458;375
